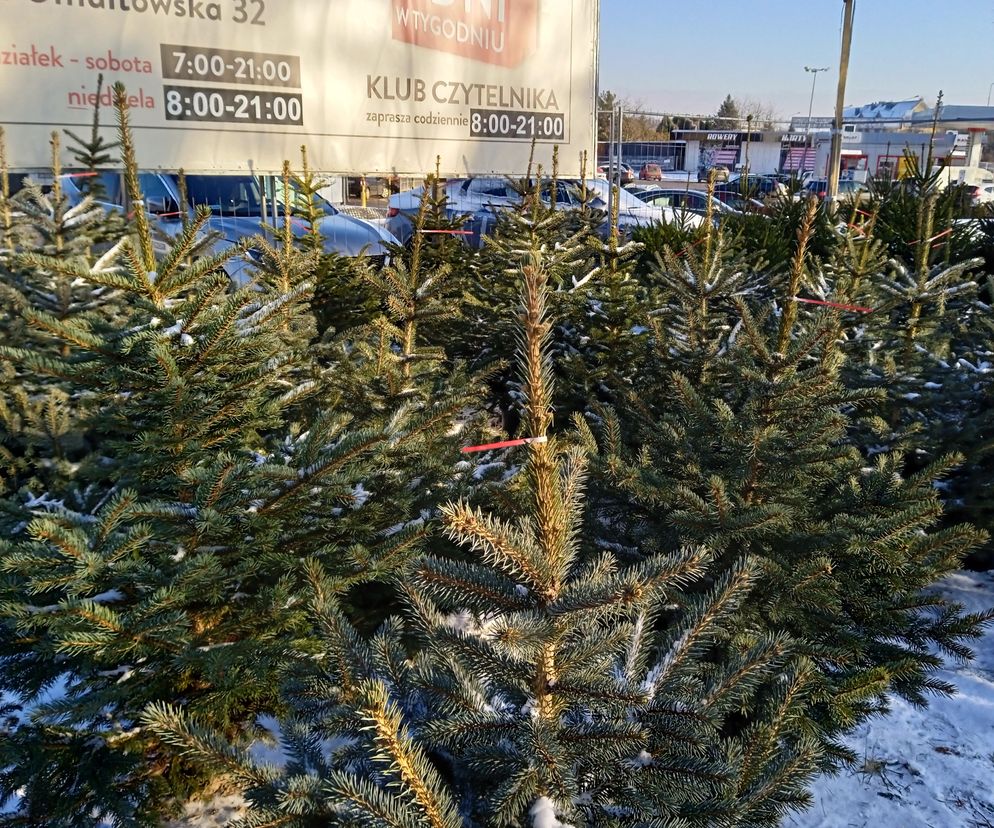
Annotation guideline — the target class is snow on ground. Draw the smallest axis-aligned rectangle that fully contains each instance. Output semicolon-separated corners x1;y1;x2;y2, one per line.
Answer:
789;570;994;828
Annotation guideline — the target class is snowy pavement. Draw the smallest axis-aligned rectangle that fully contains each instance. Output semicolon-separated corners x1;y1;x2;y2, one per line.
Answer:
788;570;994;828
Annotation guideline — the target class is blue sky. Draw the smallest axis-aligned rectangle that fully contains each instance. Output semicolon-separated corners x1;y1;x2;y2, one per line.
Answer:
598;0;994;120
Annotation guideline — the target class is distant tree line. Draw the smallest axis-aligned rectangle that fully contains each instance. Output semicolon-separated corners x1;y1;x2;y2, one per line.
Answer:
598;91;783;141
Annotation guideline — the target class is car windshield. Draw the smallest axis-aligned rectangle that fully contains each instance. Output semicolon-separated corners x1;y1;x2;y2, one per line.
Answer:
539;181;582;205
182;175;335;217
580;179;649;209
184;175;264;215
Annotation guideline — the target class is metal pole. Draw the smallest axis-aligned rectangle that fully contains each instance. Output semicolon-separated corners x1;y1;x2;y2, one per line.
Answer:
744;114;752;175
827;0;856;200
607;108;617;172
616;107;624;192
804;66;829;179
805;66;829;133
607;108;616;220
987;82;994;107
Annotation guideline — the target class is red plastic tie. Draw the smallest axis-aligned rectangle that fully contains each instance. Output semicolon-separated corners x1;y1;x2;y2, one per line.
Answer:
793;296;874;313
461;435;548;454
676;236;707;258
908;227;953;246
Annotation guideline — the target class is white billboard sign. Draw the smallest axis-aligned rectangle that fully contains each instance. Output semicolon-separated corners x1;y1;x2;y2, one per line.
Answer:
0;0;598;175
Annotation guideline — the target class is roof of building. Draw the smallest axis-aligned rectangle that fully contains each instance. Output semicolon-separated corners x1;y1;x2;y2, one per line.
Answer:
843;98;927;121
912;105;994;124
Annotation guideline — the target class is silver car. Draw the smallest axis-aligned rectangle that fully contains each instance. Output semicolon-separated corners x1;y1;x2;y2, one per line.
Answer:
631;188;738;216
387;176;698;248
386;177;522;246
60;171;398;285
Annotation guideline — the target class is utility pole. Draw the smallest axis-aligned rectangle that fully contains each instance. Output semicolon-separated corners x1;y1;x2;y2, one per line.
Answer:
827;0;856;200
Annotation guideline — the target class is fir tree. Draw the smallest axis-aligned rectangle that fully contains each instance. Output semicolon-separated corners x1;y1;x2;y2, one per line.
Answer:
287;147;380;339
589;194;993;770
62;73;120;201
145;221;823;828
450;160;607;431
715;94;741;129
838;150;993;564
0;87;451;823
0;128;127;537
555;167;648;414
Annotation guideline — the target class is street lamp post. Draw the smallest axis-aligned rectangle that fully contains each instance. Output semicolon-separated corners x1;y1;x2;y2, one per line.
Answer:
804;66;830;177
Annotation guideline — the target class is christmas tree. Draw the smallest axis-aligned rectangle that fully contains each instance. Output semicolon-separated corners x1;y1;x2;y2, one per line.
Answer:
0;87;466;823
145;217;823;828
590;192;992;767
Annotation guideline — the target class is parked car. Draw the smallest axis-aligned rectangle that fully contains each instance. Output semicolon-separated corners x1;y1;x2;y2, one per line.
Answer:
640;163;663;181
59;171;398;285
697;164;730;183
631;188;736;218
716;175;787;200
803;177;868;202
387;176;701;248
598;162;636;185
607;163;637;185
577;178;703;232
386;177;522;246
966;183;994;207
624;183;660;195
711;190;774;214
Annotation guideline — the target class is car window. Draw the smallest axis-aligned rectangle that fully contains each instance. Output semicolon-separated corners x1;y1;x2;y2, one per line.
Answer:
19;174;61;197
537;182;574;206
272;179;338;217
557;182;578;206
7;173;34;195
648;194;675;207
93;172;124;205
179;175;335;219
185;175;262;215
138;174;181;213
468;180;509;198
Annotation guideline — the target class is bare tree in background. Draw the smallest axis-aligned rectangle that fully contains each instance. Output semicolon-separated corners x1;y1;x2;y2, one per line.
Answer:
737;97;783;130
